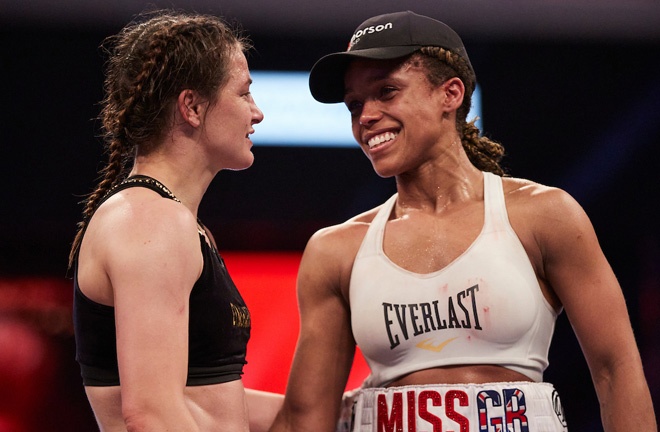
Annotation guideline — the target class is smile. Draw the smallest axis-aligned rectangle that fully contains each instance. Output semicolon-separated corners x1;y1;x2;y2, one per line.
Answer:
367;131;397;149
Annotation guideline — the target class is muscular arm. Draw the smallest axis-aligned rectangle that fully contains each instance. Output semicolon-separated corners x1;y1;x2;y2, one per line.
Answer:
104;196;203;431
270;226;360;432
529;187;656;431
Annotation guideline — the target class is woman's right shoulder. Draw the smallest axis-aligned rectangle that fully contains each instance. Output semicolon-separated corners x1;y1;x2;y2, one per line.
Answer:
86;188;199;258
301;202;388;277
308;204;381;250
299;205;383;299
78;188;202;302
95;188;195;230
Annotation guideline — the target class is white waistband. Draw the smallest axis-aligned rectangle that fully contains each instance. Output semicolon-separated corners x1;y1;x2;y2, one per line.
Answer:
338;382;568;432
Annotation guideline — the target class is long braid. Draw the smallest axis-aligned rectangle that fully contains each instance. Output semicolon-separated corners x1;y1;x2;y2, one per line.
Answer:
68;138;128;268
416;47;506;176
68;20;162;268
69;11;248;269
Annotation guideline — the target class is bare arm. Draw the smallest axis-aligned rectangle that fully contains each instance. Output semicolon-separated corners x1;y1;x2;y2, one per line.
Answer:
531;187;656;431
270;226;360;432
247;389;284;432
105;196;203;431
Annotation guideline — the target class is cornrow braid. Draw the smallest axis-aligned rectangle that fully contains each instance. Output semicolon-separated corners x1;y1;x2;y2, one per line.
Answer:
414;47;506;176
69;10;248;268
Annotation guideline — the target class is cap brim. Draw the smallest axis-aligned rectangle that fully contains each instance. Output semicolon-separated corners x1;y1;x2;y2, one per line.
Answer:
309;45;420;103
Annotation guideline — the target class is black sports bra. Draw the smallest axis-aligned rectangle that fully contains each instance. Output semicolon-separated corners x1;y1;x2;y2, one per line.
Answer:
73;175;251;386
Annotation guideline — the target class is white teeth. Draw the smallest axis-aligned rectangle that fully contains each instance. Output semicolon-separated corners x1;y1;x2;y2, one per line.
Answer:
367;132;397;148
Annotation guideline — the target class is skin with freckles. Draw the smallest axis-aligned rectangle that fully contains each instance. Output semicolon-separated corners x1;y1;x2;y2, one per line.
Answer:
269;51;656;432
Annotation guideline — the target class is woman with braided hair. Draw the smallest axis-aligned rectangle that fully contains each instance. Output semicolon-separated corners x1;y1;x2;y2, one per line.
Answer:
269;11;655;432
68;10;276;431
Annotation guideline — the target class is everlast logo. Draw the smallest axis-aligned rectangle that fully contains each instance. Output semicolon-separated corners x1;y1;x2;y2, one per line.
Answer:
377;387;529;432
383;285;482;349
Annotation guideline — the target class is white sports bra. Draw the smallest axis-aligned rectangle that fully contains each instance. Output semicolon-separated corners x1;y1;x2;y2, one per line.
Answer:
349;172;559;387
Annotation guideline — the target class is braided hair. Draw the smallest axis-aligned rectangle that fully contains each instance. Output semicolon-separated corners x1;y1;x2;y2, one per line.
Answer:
69;10;250;268
411;47;506;176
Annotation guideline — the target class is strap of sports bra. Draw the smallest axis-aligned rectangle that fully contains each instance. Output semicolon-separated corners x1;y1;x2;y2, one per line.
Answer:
102;175;181;204
101;176;212;248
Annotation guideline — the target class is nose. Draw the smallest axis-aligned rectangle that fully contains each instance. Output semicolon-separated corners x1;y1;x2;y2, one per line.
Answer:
252;99;264;125
358;99;381;127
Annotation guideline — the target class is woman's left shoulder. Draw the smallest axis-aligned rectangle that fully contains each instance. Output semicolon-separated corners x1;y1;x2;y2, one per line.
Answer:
502;176;580;209
501;176;592;229
501;176;555;195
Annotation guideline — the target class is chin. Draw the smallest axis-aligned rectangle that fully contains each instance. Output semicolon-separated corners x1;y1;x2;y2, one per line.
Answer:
227;154;255;171
371;162;398;179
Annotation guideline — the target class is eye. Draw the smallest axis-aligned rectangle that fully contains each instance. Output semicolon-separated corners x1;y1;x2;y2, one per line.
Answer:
242;91;255;103
380;86;397;99
242;80;253;98
346;100;363;117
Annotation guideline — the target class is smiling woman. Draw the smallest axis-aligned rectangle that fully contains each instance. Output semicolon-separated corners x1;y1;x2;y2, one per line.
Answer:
268;10;657;432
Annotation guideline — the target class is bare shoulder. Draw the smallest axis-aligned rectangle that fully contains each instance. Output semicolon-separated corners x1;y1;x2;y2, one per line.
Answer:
501;176;587;222
299;204;383;299
92;188;201;280
501;176;597;257
305;205;381;260
94;188;198;245
500;176;599;289
79;187;202;304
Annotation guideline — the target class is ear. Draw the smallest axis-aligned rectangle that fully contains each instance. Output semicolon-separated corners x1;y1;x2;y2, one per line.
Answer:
176;89;205;128
441;77;465;112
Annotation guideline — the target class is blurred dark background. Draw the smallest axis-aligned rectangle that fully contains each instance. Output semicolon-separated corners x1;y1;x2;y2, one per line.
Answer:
1;1;659;430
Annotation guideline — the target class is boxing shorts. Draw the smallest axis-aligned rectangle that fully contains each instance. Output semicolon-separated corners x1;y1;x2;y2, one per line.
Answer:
337;382;568;432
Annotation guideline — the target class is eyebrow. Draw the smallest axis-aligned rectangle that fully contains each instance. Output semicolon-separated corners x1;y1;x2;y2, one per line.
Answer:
343;69;396;99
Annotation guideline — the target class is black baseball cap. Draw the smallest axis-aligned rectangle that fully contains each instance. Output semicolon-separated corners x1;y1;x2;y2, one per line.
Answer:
309;10;473;103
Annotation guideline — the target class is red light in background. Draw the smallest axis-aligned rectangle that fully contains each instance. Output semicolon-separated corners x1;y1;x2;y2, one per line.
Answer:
223;251;370;394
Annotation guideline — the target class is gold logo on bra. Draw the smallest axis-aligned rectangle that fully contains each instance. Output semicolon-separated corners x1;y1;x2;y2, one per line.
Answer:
230;303;251;328
416;337;458;352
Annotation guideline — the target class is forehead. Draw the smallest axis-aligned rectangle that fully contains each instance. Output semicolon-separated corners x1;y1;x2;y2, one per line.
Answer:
343;57;426;91
226;49;250;84
345;58;403;81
